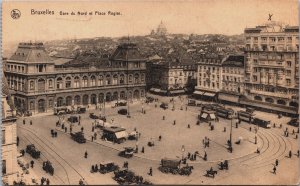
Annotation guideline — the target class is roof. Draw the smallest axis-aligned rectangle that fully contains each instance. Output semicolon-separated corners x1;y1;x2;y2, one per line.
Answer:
222;55;245;67
52;57;74;66
9;43;53;63
110;43;146;62
103;126;126;133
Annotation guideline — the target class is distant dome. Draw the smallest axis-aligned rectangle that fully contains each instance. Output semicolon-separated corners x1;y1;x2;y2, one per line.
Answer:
156;21;167;36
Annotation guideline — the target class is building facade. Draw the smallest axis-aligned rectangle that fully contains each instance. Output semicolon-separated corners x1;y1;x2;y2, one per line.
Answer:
194;56;223;101
2;74;18;185
244;22;299;115
4;42;146;114
147;60;196;95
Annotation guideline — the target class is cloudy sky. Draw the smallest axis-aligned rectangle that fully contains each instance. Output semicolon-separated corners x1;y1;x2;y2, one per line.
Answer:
3;0;298;46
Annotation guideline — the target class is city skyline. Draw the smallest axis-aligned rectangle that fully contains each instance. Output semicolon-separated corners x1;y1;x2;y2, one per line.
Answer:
3;1;298;46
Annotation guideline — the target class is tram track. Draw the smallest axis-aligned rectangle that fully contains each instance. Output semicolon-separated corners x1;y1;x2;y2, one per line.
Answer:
18;132;67;184
18;125;87;185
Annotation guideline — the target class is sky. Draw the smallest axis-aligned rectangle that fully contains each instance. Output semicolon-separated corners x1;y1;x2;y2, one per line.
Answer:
2;0;299;47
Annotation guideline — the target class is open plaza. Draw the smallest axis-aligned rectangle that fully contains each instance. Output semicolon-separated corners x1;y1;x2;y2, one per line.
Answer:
16;94;299;185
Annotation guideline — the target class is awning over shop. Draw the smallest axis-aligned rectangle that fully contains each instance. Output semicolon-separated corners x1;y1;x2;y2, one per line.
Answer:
193;90;205;95
170;89;185;94
210;114;216;119
218;93;239;103
160;90;167;94
203;92;216;97
115;131;128;139
240;100;298;114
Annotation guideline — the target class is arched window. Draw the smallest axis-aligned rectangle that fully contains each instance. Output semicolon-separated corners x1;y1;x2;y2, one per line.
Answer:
289;101;299;108
120;91;126;100
106;75;111;85
128;74;133;84
38;79;45;92
91;94;97;104
74;76;80;88
82;95;89;105
133;90;140;99
90;76;96;86
134;73;139;84
113;92;118;101
99;75;104;86
265;97;274;103
141;73;145;82
277;100;286;105
48;79;53;89
30;101;35;110
74;95;81;105
113;74;118;85
82;76;88;87
120;74;125;84
56;77;63;89
57;97;64;107
38;99;45;113
141;90;145;97
106;92;111;102
254;96;262;101
99;93;104;103
66;96;72;106
66;77;72;88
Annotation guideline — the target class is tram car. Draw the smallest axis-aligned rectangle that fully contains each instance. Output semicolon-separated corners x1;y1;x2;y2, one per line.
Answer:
26;144;41;159
237;111;253;123
158;158;193;176
288;118;299;127
216;108;234;119
252;117;271;128
43;161;54;175
71;132;86;143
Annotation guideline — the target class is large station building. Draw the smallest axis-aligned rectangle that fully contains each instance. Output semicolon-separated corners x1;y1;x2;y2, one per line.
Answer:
4;42;146;114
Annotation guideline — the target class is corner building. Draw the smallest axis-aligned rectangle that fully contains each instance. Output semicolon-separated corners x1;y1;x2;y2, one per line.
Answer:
4;42;146;114
243;22;299;115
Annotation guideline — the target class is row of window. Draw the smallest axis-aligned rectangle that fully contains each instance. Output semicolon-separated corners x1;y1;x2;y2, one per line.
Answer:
29;73;145;91
252;75;292;85
199;66;220;72
248;36;299;43
6;64;25;73
198;80;220;88
222;76;242;82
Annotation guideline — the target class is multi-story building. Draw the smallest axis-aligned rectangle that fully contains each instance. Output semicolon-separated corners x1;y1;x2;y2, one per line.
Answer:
2;74;18;185
218;55;245;104
147;59;196;95
4;42;146;114
194;56;223;101
243;22;299;115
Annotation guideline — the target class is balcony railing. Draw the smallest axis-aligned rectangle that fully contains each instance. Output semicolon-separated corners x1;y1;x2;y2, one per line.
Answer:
250;89;291;99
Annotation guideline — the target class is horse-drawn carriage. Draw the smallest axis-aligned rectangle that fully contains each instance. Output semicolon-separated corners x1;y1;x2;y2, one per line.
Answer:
205;167;217;178
158;158;193;176
43;161;54;175
26;144;41;159
128;131;139;140
119;147;135;158
71;132;86;143
89;113;100;119
99;161;119;174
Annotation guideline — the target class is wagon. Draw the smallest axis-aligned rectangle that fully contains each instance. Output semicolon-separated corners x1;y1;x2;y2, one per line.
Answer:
158;158;193;176
26;144;41;159
119;147;135;158
71;132;86;143
43;161;54;175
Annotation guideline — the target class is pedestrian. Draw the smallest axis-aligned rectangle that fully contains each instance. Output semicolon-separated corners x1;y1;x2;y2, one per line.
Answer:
273;166;276;174
173;120;176;125
95;164;98;172
256;148;260;154
23;119;25;125
162;116;165;120
78;120;81;125
159;135;162;141
187;152;191;159
79;115;81;121
286;132;289;137
275;159;279;166
64;127;67;133
209;122;211;126
255;136;257;144
92;126;95;132
297;150;299;157
41;177;45;185
94;132;97;140
17;137;19;146
236;122;238;128
280;124;282;128
273;123;276;128
81;127;84;132
289;150;292;158
297;127;299;134
79;179;83;185
188;124;190;128
296;134;298;139
46;178;50;185
224;127;226;132
186;106;187;111
92;136;94;142
84;151;88;158
249;127;251;132
30;160;34;168
292;129;295;135
149;167;153;176
30;120;32;125
141;146;145;153
204;151;207;161
70;127;72;133
286;127;288;132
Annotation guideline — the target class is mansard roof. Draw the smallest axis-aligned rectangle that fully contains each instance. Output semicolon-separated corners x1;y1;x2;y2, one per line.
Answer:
110;43;146;62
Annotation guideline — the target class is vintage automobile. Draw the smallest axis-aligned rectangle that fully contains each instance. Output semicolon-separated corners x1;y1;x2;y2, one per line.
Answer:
145;96;155;103
99;161;119;174
89;113;100;119
43;161;54;175
26;144;41;159
113;168;152;185
77;106;87;114
160;103;169;110
287;118;299;127
114;101;127;107
118;109;128;115
119;147;135;158
68;116;79;123
128;131;139;140
158;158;193;176
71;132;86;143
187;99;196;106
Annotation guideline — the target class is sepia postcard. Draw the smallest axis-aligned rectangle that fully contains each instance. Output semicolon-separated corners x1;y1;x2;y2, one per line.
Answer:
1;0;299;185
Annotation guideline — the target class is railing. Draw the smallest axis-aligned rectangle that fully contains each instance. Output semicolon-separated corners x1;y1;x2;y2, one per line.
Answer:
250;89;291;99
